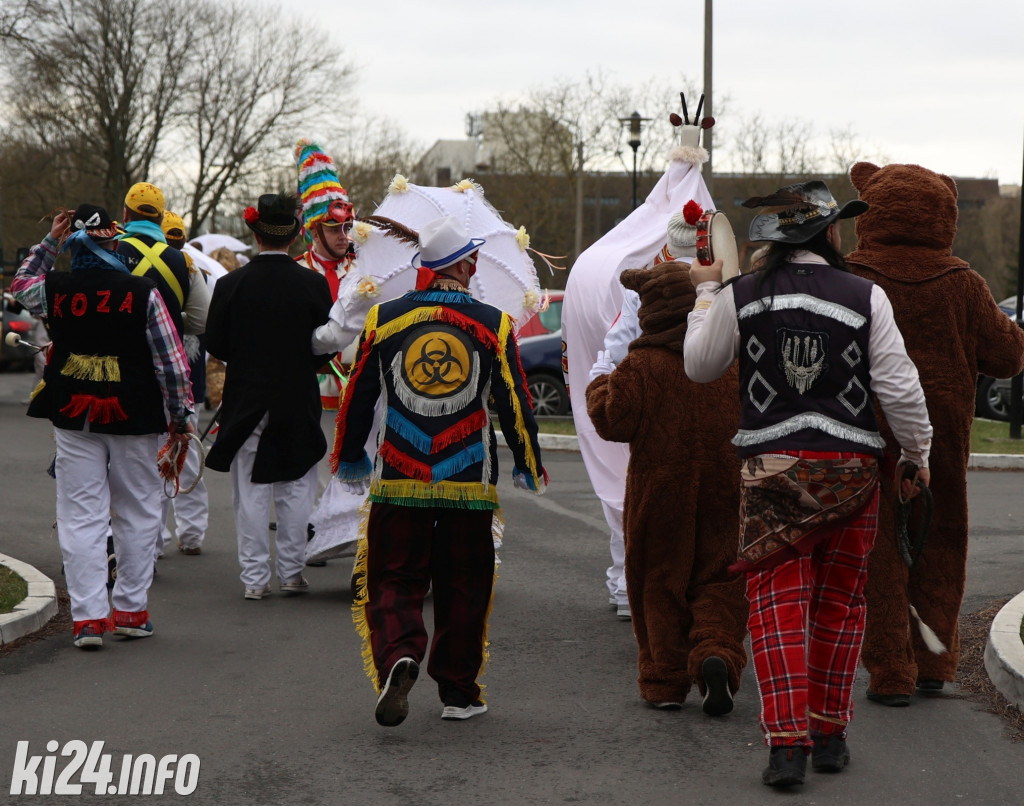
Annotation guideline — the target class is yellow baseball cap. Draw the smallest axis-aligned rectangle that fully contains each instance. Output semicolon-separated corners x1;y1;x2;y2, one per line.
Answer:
124;182;165;217
161;211;186;240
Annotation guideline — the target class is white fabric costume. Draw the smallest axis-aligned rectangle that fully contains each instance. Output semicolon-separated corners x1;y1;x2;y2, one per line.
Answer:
562;139;715;611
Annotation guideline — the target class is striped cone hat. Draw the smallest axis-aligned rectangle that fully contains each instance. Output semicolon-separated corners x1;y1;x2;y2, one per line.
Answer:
295;139;353;245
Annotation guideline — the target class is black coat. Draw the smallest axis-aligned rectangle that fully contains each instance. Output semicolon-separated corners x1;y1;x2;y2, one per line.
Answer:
205;252;333;483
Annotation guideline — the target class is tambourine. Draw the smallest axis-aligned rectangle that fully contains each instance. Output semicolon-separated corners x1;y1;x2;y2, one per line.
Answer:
695;210;740;281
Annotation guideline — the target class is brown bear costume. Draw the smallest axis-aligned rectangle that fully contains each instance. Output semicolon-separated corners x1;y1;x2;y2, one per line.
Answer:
585;261;748;707
846;162;1024;699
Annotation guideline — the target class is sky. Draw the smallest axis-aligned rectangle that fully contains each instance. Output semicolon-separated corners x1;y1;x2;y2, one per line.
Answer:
274;0;1023;185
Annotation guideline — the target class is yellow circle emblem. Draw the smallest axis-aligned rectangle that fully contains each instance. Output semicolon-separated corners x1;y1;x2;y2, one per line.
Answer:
402;328;472;398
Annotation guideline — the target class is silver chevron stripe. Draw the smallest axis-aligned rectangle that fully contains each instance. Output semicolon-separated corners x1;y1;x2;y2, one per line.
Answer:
732;412;885;449
737;294;867;329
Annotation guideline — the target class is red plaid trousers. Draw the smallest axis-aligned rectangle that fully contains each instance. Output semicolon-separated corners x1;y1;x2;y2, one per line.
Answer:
745;452;880;747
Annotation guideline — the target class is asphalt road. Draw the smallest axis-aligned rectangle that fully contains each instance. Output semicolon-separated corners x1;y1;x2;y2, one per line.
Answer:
1;369;1023;805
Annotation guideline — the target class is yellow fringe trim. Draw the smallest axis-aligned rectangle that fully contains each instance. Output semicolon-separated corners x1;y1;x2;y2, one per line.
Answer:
496;315;540;483
372;306;442;344
29;379;46;401
60;353;121;383
363;305;379;339
370;478;500;507
349;501;378;692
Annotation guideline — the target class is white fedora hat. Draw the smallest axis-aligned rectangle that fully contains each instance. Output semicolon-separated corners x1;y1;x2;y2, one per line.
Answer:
413;216;485;271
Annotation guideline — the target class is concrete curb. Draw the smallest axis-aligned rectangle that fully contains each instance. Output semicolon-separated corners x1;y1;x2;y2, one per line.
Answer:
984;589;1024;710
968;453;1024;470
0;553;58;645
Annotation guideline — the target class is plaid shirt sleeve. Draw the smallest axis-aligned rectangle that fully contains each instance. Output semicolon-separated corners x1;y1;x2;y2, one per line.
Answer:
145;289;194;427
10;236;59;314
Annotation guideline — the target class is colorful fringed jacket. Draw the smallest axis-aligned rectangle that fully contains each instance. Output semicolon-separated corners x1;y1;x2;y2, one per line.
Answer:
331;286;544;509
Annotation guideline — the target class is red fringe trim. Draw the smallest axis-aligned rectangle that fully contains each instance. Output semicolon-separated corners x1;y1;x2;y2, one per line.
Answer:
379;441;432;482
436;308;499;350
59;394;94;419
432;409;488;453
112;608;150;627
73;618;113;635
59;395;128;423
330;332;376;473
89;397;128;423
512;341;535;409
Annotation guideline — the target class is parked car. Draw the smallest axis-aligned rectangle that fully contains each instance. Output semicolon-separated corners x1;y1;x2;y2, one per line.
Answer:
975;297;1021;421
1;293;38;371
518;329;570;416
516;292;570;416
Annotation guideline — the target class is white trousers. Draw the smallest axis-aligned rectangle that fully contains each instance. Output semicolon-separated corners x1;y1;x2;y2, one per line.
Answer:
158;411;209;554
54;428;161;622
230;416;318;589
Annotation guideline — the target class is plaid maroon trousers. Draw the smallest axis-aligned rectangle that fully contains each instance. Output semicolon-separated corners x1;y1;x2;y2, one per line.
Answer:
363;502;496;705
745;468;880;747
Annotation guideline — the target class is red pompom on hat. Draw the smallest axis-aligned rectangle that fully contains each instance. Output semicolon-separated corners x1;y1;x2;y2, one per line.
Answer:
243;206;260;224
683;200;704;226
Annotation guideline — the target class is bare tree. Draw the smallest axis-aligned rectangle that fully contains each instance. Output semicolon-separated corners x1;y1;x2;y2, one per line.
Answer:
169;1;354;236
0;0;195;211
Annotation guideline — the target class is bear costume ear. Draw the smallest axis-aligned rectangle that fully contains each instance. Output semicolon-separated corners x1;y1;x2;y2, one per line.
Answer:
620;267;646;294
937;171;958;200
850;162;881;192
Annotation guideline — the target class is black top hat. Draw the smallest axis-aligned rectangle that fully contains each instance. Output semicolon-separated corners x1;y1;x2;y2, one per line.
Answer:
744;181;868;245
243;193;302;241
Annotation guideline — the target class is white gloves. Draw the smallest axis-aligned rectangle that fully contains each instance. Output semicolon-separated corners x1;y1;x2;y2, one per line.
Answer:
339;478;369;496
513;467;549;495
588;350;616;382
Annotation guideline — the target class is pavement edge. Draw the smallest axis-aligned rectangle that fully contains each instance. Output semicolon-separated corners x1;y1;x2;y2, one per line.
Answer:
984;589;1024;710
0;553;58;645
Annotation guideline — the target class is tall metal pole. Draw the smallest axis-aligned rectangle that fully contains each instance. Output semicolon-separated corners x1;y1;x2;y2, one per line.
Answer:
702;0;714;199
1010;131;1024;439
631;146;639;210
574;141;584;261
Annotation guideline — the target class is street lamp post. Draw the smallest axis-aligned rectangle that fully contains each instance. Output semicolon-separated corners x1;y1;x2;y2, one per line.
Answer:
619;111;650;211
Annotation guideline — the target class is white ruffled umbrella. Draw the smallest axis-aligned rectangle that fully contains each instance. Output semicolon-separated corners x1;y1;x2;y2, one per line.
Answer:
337;176;543;334
188;233;250;254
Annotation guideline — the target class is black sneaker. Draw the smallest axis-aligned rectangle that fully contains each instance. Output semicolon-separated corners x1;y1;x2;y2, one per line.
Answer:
916;678;944;696
866;689;911;707
762;745;806;787
375;657;419;727
811;734;851;772
700;656;733;716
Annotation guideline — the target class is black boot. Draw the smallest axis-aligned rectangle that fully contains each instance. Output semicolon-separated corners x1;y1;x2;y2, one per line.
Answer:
811;734;851;772
762;745;806;787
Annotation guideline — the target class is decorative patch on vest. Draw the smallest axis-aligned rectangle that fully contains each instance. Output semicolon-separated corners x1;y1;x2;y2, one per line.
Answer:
837;376;870;416
842;340;863;367
746;335;766;362
748;371;778;413
392;324;481;416
778;328;828;394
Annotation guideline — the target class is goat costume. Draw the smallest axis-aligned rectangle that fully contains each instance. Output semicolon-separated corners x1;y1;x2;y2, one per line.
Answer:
846;162;1024;698
586;260;747;706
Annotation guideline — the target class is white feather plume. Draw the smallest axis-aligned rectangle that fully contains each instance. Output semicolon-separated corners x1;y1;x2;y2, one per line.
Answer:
910;605;947;655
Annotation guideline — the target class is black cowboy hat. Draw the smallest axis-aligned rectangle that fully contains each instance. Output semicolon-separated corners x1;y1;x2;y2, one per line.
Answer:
243;192;302;241
744;180;868;245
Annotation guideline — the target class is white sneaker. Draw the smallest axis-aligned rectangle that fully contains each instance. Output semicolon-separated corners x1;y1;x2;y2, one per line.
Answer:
280;575;310;594
616;603;632;620
441;701;488;721
244;586;272;600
